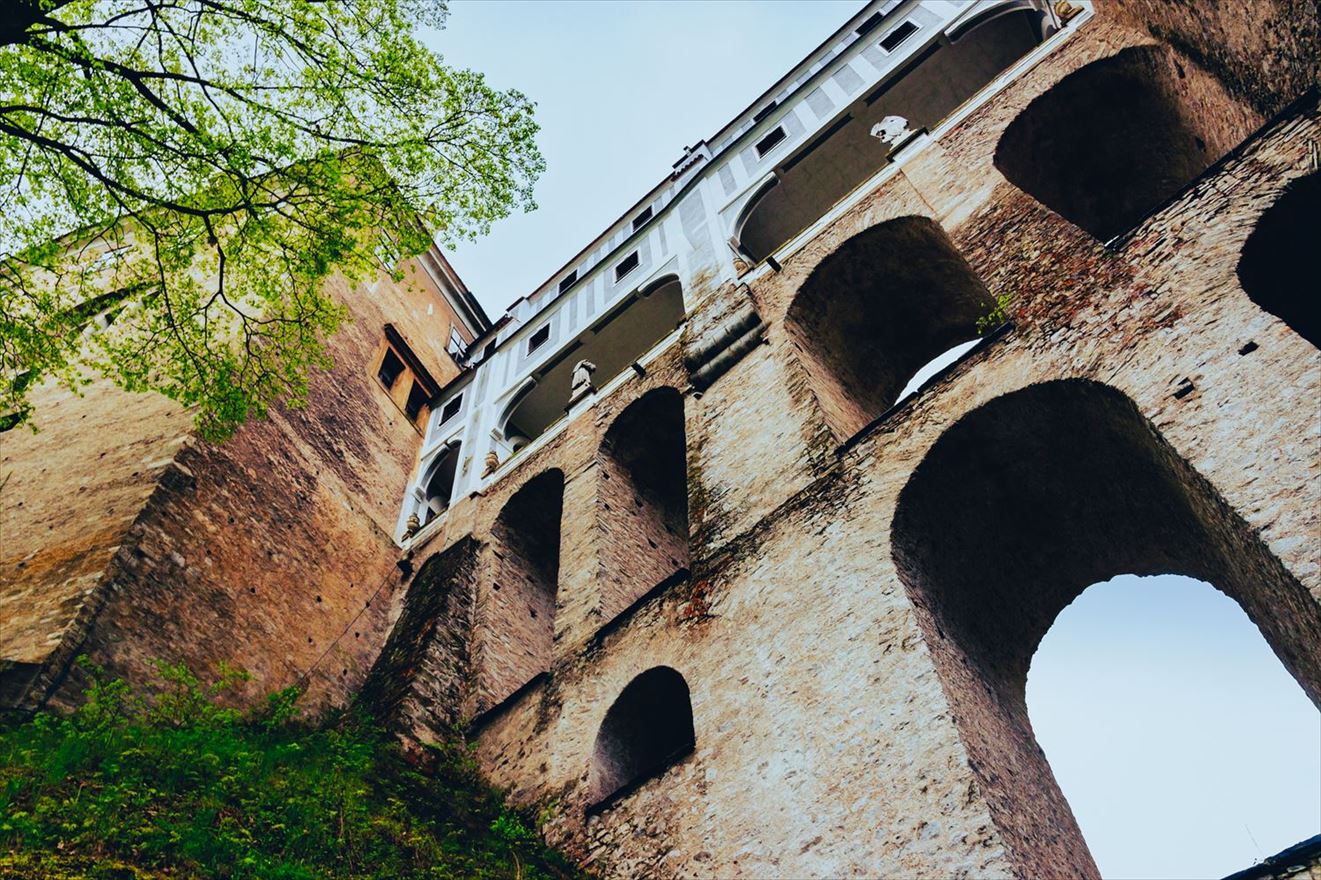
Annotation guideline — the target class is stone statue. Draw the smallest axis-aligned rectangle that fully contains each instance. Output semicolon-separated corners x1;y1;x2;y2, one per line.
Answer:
482;449;500;477
870;115;913;148
569;358;597;404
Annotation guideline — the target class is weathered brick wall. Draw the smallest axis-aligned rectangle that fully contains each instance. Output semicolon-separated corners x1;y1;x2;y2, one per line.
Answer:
2;253;471;713
359;536;479;743
1099;0;1320;117
0;379;193;708
594;388;689;623
438;15;1320;880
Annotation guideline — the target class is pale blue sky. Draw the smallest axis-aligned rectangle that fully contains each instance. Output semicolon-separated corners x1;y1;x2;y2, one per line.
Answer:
420;5;1321;877
423;0;859;315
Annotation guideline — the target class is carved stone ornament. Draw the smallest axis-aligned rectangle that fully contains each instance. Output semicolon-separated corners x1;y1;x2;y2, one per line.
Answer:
403;512;421;538
870;115;914;147
569;358;598;404
482;449;500;477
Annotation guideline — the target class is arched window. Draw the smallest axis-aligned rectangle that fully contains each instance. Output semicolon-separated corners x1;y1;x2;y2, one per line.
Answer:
1027;573;1320;879
890;380;1321;879
588;666;695;811
735;7;1047;264
480;469;564;708
419;444;460;524
496;279;686;456
786;216;994;441
994;45;1256;242
1236;172;1320;348
596;388;690;621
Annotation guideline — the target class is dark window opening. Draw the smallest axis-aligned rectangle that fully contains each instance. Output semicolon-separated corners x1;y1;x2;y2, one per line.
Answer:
558;270;578;294
785;216;994;441
855;12;884;37
404;381;429;423
632;206;653;231
755;126;787;158
614;251;640;281
753;101;778;123
879;20;918;53
1236;172;1320;348
527;324;550;354
993;45;1258;242
588;667;695;811
479;469;564;710
421;445;460;525
378;348;405;389
597;388;690;620
439;394;463;424
890;380;1321;879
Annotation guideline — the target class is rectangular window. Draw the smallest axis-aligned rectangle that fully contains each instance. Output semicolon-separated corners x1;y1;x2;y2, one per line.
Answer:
482;341;497;362
755;126;787;158
439;394;462;424
632;206;653;231
879;20;918;53
404;381;429;423
614;251;640;281
855;12;883;37
447;327;467;359
558;270;578;293
528;323;550;354
378;348;405;389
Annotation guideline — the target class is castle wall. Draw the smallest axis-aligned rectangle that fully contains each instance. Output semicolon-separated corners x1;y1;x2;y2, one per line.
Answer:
391;13;1319;878
2;254;475;713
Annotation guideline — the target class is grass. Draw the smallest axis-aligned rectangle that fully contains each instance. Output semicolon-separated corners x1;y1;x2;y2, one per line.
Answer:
0;661;583;880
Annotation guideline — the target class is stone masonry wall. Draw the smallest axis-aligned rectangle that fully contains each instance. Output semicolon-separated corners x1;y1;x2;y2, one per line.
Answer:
2;253;471;714
392;13;1321;879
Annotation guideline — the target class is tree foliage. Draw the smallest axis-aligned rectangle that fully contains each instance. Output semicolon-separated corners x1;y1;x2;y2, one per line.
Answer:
0;0;543;439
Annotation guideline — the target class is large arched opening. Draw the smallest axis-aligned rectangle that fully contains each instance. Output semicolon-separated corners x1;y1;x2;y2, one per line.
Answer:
417;443;460;525
587;666;695;812
1026;572;1320;879
786;216;995;441
596;388;690;622
1236;171;1320;348
890;380;1321;879
496;278;686;458
481;468;564;707
994;45;1257;242
736;6;1050;264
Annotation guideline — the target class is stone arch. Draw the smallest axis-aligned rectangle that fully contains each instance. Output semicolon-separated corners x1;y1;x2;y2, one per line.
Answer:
596;388;690;621
1236;171;1320;348
735;7;1047;265
994;45;1257;242
889;379;1321;879
786;215;995;441
418;443;460;525
482;468;565;706
588;666;695;811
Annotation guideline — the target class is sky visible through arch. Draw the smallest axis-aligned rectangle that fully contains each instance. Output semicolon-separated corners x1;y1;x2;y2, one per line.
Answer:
422;5;1321;877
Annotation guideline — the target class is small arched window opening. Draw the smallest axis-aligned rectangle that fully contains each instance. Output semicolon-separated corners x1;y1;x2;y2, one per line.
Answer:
786;216;994;441
496;280;686;458
420;444;460;525
890;380;1321;880
588;666;695;812
1236;171;1320;348
479;469;564;709
1027;573;1320;879
597;388;690;621
736;8;1045;264
994;45;1258;242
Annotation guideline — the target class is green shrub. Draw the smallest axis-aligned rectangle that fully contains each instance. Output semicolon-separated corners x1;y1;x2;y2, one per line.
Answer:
0;660;583;880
